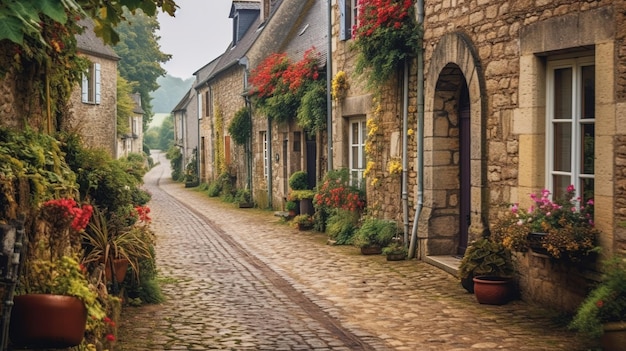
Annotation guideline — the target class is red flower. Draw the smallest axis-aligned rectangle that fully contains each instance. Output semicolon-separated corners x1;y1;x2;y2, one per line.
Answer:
106;334;116;342
596;300;604;308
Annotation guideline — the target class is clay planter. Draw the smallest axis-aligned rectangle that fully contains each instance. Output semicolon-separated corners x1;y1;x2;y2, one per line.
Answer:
10;294;87;348
105;258;130;283
472;276;512;305
601;321;626;351
360;245;382;255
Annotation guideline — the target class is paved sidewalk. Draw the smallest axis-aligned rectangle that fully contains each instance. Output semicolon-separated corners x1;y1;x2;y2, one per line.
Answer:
118;153;598;350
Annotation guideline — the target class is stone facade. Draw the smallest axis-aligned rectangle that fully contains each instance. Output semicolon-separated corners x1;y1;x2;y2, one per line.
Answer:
68;55;118;156
329;0;626;311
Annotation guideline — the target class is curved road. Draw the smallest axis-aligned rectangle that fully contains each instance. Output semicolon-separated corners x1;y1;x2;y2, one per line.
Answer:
117;151;596;350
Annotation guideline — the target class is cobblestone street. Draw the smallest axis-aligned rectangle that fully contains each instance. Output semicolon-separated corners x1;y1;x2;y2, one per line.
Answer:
117;152;598;350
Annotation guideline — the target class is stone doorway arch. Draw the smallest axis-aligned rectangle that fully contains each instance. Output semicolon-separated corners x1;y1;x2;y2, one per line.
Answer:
418;32;487;258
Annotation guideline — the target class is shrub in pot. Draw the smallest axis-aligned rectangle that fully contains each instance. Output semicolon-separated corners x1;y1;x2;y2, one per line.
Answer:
459;237;515;304
353;217;397;255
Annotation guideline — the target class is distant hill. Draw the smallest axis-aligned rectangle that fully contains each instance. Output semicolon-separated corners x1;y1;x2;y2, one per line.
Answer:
151;75;194;113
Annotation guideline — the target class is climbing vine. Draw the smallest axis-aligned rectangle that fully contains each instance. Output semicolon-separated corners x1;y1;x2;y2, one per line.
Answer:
214;105;226;175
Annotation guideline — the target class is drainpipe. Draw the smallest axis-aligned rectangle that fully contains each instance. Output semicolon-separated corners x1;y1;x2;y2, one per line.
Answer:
239;57;253;197
409;0;424;259
268;117;273;208
402;59;409;246
326;0;333;171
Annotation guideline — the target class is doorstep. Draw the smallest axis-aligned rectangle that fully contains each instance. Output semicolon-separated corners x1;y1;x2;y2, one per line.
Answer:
424;255;461;278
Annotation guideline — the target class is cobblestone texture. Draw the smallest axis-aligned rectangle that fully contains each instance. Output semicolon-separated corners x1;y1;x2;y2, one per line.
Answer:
117;152;599;350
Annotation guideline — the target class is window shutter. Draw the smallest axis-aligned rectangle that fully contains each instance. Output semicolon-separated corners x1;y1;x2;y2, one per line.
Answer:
94;63;101;104
339;0;351;41
81;73;88;102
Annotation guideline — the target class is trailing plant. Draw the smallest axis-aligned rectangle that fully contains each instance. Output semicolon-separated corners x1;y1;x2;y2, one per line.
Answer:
249;48;326;132
351;0;421;88
331;70;349;100
569;257;626;338
228;106;252;146
166;145;184;181
491;185;599;261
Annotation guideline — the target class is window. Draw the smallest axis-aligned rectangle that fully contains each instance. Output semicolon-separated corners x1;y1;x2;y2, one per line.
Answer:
132;117;140;136
81;63;101;104
547;57;595;201
339;0;359;40
261;131;268;177
204;90;213;118
349;118;366;187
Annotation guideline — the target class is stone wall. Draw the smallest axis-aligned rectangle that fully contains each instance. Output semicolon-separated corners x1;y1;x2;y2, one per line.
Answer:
68;55;117;156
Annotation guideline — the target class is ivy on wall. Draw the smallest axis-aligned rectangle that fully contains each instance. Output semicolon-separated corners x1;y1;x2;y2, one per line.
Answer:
214;105;226;175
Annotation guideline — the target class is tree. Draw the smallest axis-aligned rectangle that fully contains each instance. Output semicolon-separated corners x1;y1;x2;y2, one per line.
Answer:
157;114;175;151
0;0;177;131
113;9;171;129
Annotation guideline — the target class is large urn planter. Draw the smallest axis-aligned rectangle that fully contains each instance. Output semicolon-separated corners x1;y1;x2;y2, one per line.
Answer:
10;294;87;348
472;276;512;305
601;321;626;351
105;258;130;283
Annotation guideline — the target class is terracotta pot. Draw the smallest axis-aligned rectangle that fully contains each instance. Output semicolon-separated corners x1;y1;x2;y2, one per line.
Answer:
601;321;626;351
472;276;512;305
105;258;130;283
10;294;87;348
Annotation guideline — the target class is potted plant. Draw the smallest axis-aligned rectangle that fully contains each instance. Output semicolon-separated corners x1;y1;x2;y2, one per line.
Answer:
491;185;599;262
10;198;106;348
285;200;298;217
236;188;253;208
353;217;397;255
81;206;153;287
292;214;314;231
383;241;408;261
458;237;515;304
569;256;626;350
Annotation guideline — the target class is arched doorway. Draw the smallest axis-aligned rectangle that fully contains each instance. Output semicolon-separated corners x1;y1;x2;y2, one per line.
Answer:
419;32;486;259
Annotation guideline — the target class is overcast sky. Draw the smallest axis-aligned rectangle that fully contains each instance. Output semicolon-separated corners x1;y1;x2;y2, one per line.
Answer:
157;0;234;79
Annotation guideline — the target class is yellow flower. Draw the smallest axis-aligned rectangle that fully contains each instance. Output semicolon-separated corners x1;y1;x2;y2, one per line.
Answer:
407;128;414;136
387;159;402;175
363;161;376;177
371;177;379;186
331;71;349;100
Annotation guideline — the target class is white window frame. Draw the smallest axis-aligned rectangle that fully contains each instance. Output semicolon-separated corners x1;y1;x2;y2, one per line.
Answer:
546;57;595;200
262;131;268;177
349;118;366;188
81;62;101;104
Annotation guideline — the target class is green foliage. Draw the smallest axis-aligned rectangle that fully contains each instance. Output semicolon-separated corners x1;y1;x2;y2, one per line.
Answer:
60;133;150;215
157;114;175;151
143;127;160;150
289;190;315;201
166;145;183;181
113;8;172;126
296;79;327;134
351;0;421;88
204;173;234;199
326;209;359;245
382;241;408;256
288;171;309;190
235;188;251;204
570;257;626;338
458;237;514;279
353;217;397;248
285;201;297;211
0;128;77;219
228;107;252;146
116;73;137;136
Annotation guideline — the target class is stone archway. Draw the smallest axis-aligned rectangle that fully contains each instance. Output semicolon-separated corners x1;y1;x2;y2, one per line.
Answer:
418;32;487;258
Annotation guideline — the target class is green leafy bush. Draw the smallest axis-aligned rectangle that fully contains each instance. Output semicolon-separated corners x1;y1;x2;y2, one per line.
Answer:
288;171;309;190
353;217;397;248
326;209;359;245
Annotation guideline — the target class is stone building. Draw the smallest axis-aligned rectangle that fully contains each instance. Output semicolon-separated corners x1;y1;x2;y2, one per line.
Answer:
194;0;328;209
118;92;144;158
331;0;626;311
172;88;198;175
70;19;120;156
